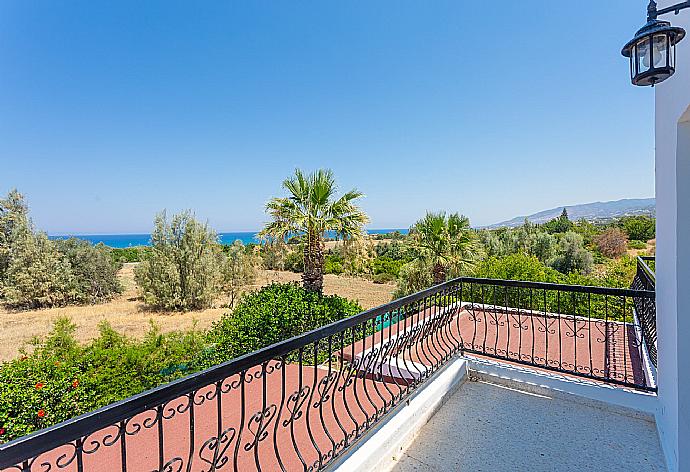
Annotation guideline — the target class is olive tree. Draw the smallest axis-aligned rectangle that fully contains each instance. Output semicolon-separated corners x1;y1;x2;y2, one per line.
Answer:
2;220;74;308
1;190;121;308
549;232;594;274
135;211;223;310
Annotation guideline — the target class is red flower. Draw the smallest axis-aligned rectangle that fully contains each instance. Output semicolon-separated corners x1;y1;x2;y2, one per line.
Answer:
35;382;45;390
72;379;79;388
0;427;5;435
20;355;28;361
37;409;46;418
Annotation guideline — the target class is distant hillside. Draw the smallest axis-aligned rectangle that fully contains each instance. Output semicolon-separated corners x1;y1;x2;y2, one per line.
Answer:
487;198;655;229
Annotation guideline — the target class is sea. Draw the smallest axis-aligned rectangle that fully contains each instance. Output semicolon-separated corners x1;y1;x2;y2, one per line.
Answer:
48;229;408;248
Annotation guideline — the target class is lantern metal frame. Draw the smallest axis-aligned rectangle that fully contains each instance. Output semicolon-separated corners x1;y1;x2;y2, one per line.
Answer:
622;0;688;86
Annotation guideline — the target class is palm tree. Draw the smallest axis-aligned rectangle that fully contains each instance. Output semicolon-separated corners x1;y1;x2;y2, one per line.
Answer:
259;169;369;293
411;211;482;285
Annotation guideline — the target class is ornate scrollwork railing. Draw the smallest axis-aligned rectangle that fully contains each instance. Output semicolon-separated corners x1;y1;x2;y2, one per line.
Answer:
0;277;655;471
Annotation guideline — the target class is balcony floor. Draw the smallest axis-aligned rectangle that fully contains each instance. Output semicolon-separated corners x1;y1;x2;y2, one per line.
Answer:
391;377;664;472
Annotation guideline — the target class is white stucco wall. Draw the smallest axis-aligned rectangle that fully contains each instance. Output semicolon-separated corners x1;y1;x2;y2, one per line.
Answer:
654;2;690;471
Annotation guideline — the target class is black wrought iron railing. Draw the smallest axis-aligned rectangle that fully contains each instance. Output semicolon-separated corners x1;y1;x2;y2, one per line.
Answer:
0;277;656;472
456;277;656;391
631;256;657;366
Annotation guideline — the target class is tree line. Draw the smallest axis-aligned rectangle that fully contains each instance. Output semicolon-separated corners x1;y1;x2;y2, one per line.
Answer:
0;171;655;312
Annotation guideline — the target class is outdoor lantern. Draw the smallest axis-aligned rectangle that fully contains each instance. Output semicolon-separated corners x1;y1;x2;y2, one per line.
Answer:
622;0;688;86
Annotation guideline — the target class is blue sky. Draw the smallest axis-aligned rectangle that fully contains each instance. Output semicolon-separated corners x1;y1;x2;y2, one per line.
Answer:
0;1;654;233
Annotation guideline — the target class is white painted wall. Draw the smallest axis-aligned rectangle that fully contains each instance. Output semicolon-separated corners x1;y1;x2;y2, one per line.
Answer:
654;1;690;470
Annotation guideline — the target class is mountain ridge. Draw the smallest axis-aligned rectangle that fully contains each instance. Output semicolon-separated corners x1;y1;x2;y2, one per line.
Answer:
486;198;655;229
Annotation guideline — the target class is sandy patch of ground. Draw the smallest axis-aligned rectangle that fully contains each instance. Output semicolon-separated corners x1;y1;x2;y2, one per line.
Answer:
0;264;394;362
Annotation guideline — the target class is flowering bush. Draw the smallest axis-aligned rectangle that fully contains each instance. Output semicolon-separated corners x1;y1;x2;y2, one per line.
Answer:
0;317;210;443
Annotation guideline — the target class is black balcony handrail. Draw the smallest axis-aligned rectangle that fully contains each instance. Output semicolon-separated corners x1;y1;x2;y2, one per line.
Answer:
632;256;657;366
0;277;656;471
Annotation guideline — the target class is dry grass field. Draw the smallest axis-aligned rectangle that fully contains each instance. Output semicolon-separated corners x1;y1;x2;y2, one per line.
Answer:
0;263;394;362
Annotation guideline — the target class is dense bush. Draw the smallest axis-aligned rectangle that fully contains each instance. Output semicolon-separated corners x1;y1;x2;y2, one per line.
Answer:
0;191;122;308
111;247;149;263
628;240;647;250
372;273;396;284
549;232;593;274
374;240;412;261
323;254;344;275
283;249;304;273
392;259;434;299
0;318;210;442
474;253;562;283
371;256;405;277
530;231;557;263
2;226;74;308
0;190;28;282
260;241;289;271
135;211;223;310
219;241;260;307
620;215;655;241
54;239;122;304
339;238;375;276
207;283;362;361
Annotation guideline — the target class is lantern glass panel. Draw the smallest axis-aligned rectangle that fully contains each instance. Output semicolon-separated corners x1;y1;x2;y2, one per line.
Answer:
670;42;676;68
630;45;636;79
652;34;669;68
636;36;652;72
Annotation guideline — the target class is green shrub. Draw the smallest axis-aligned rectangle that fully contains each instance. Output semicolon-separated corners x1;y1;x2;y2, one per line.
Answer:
620;216;655;241
1;190;121;308
207;283;361;362
374;240;412;260
628;240;647;250
260;241;289;271
542;208;573;234
372;256;405;277
0;317;211;442
373;273;396;284
219;241;260;307
2;226;74;308
283;249;304;273
54;239;122;304
473;253;562;283
135;211;223;310
323;254;344;275
392;259;434;299
111;247;149;263
0;189;28;282
549;232;593;274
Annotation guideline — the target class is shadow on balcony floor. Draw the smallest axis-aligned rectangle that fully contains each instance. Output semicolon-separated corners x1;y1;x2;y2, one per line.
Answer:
391;377;664;472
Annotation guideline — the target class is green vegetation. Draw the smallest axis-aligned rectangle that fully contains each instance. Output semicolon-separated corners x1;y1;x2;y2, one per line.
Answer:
620;215;655;241
134;211;225;310
111;246;150;263
134;211;259;311
628;240;647;250
219;241;260;308
0;190;122;308
0;283;359;443
259;169;369;293
388;209;652;298
409;212;482;284
207;283;361;362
